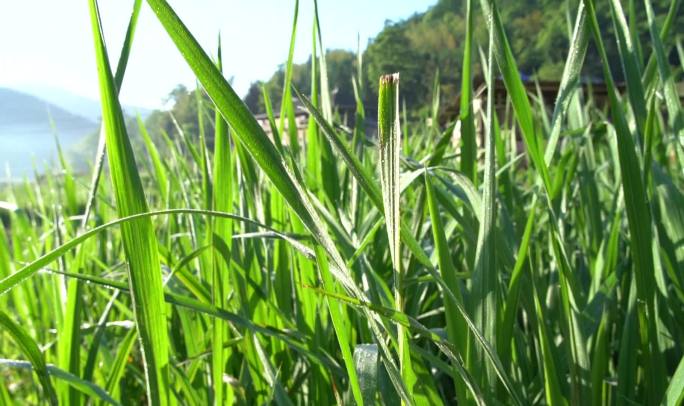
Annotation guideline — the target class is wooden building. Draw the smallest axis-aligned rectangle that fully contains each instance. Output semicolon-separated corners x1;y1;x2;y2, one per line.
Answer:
254;99;378;145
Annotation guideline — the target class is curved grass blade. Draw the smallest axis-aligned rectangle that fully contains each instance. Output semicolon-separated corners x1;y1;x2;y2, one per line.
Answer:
81;0;142;229
0;359;118;405
0;311;58;405
497;203;536;365
40;267;343;376
478;4;588;395
0;208;314;296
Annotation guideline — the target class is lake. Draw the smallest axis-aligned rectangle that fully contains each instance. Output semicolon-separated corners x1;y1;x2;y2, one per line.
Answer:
0;122;97;180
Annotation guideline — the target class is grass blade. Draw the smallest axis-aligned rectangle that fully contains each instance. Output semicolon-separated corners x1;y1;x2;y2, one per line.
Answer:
585;0;666;402
354;344;380;405
665;356;684;406
378;73;416;402
0;359;119;405
210;36;233;406
0;311;58;405
424;171;468;403
88;2;170;404
642;0;683;136
459;0;477;183
469;33;498;391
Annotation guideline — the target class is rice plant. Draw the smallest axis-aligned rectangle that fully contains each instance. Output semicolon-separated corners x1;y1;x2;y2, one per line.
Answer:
1;0;683;404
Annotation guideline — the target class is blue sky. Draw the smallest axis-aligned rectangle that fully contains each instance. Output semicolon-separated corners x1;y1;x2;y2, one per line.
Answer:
0;0;436;109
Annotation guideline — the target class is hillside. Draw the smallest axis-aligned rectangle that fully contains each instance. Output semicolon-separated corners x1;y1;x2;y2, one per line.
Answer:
0;87;96;130
146;0;682;139
0;88;98;177
241;0;681;114
14;85;153;122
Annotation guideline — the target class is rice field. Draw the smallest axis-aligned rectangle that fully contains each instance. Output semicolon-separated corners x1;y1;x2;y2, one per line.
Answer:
1;0;683;404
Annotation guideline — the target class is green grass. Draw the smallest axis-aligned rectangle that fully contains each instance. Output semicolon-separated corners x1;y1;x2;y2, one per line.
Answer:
1;0;684;404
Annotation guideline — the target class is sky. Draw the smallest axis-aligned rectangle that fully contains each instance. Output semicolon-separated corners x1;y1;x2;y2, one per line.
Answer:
0;0;437;110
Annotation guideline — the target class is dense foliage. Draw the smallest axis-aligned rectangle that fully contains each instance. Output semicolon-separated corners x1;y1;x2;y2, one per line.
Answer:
241;0;682;115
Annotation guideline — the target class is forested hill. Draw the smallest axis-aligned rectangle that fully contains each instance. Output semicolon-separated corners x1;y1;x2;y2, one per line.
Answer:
148;0;681;132
0;87;95;129
241;0;680;115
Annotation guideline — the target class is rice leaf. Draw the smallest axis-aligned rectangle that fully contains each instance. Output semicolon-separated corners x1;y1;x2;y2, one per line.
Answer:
585;0;666;402
0;311;58;405
210;36;232;406
469;33;498;390
0;359;118;405
459;0;477;183
88;1;170;403
664;356;684;406
378;73;417;402
424;171;468;404
354;344;380;405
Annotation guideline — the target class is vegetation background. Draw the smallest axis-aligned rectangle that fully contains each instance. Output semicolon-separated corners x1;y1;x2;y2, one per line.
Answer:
147;0;683;136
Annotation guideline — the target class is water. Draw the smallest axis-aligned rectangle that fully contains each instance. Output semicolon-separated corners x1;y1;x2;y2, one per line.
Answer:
0;122;97;180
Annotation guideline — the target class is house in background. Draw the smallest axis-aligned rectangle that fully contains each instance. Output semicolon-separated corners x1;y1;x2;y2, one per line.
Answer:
444;76;684;152
254;99;378;146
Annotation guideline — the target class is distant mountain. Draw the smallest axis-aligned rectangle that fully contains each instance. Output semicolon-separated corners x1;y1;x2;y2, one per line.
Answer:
0;87;96;129
0;88;99;178
14;84;152;122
